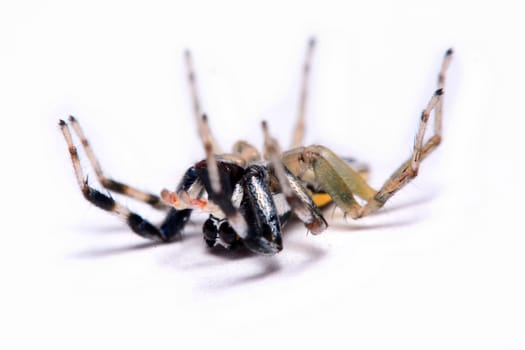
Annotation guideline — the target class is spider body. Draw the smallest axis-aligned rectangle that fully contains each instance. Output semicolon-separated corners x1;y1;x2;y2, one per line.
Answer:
162;156;324;255
59;39;453;256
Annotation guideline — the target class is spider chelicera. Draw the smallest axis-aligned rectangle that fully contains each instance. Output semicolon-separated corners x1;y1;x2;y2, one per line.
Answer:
59;38;453;255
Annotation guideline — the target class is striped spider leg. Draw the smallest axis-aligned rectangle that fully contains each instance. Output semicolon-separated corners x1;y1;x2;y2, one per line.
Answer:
291;37;316;148
58;117;196;241
262;121;327;234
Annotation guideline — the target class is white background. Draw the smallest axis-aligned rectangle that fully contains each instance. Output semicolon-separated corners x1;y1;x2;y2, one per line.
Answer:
1;0;524;349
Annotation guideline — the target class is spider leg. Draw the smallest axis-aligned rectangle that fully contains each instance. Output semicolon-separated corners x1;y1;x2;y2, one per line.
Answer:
360;89;445;216
434;48;453;139
184;50;222;154
194;116;250;240
65;116;166;209
291;37;316;148
263;121;327;234
200;114;222;195
59;120;179;241
239;165;283;254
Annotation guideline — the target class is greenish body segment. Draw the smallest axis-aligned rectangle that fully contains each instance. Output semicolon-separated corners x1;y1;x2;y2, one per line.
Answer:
283;145;376;218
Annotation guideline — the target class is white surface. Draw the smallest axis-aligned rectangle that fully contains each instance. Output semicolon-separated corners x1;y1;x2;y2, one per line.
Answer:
1;0;524;349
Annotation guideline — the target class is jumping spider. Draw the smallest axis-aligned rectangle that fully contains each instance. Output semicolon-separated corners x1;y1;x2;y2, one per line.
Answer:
59;39;453;255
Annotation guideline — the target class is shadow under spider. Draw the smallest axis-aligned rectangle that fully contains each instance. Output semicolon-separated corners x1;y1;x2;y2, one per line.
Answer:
177;221;328;289
73;223;129;234
71;240;165;259
328;218;421;232
68;194;434;285
324;193;435;231
201;239;327;289
373;193;436;215
69;231;197;259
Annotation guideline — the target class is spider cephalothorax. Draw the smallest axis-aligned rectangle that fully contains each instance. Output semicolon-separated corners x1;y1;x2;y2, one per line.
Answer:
59;39;453;255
